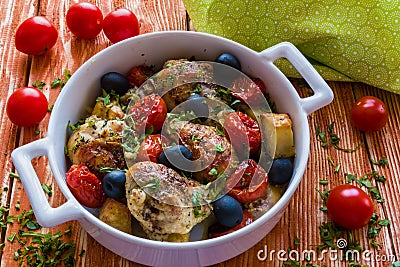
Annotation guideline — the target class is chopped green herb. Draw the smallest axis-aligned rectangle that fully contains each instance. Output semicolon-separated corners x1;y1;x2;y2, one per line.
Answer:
96;94;111;106
319;180;329;185
41;183;53;197
48;104;54;112
370;157;389;167
142;177;160;192
334;163;341;173
9;171;20;180
345;173;357;183
208;168;218;176
34;129;41;135
294;236;300;246
315;188;330;202
190;134;203;142
51;78;62;88
213;143;225;153
192;191;207;218
32;80;46;90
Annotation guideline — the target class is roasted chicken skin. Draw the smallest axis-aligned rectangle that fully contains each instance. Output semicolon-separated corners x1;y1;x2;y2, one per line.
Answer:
126;161;211;241
67;115;126;177
177;122;235;183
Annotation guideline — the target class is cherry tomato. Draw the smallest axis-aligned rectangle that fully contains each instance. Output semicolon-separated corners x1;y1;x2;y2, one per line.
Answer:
137;134;169;162
209;210;254;238
227;160;268;203
6;87;48;127
127;65;154;87
103;8;140;43
326;184;374;229
15;16;58;55
252;78;267;94
223;111;261;156
66;2;103;39
350;96;388;132
230;77;265;106
66;164;106;208
128;94;167;133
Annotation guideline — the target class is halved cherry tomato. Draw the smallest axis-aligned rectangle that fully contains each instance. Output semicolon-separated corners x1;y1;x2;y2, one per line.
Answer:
226;159;268;203
326;184;374;229
137;134;169;162
209;210;254;238
223;111;261;156
127;65;154;87
6;87;48;127
350;96;388;132
103;8;140;43
66;2;103;39
128;94;167;133
15;16;58;55
230;76;265;106
66;164;106;208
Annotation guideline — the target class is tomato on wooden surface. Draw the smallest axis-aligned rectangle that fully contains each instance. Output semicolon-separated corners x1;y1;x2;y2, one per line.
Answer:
15;16;58;55
6;87;48;127
103;8;140;43
128;94;167;133
226;159;268;203
209;210;254;238
326;184;374;229
350;96;388;132
66;2;103;39
66;164;106;208
137;134;169;162
223;111;261;156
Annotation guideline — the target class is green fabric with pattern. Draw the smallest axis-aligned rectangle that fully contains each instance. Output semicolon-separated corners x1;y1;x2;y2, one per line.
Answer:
184;0;400;94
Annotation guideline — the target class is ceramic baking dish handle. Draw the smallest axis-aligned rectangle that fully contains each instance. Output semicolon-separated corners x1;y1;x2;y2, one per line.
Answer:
259;42;334;115
11;137;83;227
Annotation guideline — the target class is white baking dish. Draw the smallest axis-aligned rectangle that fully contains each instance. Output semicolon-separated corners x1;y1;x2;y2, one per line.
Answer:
12;31;333;266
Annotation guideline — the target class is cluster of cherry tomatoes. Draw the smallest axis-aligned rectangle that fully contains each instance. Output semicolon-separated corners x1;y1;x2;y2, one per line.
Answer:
7;3;140;127
15;2;140;56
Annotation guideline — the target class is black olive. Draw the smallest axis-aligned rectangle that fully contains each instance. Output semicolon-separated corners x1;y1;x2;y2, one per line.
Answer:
103;170;126;199
215;53;241;71
212;195;243;228
100;72;130;95
268;158;294;185
186;93;209;118
158;145;193;169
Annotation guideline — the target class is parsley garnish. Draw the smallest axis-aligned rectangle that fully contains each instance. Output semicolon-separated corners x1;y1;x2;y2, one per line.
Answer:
41;183;53;197
142;177;160;192
370;157;389;167
213;143;225;153
32;80;46;90
316;122;362;152
208;168;218;176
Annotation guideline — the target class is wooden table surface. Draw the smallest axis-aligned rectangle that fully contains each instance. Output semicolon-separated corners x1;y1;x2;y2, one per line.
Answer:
1;1;399;266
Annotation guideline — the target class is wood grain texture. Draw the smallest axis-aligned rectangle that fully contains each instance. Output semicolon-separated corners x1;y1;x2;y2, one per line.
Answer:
0;0;399;266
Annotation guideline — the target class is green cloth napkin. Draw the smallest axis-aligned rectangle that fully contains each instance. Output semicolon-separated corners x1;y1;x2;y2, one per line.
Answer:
184;0;400;94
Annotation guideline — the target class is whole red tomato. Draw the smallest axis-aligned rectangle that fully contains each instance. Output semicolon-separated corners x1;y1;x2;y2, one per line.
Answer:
66;2;103;39
137;134;169;162
326;184;374;229
209;210;254;238
350;96;388;132
226;159;268;203
128;94;167;133
223;111;261;156
6;87;48;127
103;8;140;43
66;164;106;208
15;16;58;55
